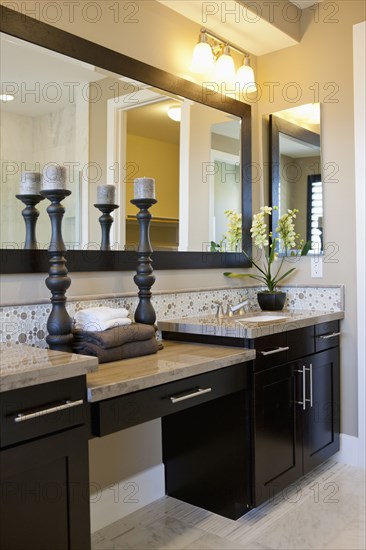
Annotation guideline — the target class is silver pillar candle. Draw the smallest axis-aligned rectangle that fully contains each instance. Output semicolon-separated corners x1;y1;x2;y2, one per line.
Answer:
134;177;155;199
96;184;116;204
42;164;67;190
19;171;41;195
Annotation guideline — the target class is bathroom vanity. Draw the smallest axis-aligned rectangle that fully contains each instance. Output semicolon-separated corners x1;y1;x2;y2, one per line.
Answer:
0;345;98;550
0;309;343;548
159;310;343;506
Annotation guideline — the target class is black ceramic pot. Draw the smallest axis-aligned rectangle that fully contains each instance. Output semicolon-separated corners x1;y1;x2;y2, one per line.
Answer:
257;291;286;311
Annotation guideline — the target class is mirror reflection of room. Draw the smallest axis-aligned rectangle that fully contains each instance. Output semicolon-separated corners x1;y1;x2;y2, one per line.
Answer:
0;32;242;253
270;104;322;254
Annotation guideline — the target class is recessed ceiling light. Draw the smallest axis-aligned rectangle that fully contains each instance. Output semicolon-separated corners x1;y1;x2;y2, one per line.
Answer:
167;106;181;122
0;94;15;102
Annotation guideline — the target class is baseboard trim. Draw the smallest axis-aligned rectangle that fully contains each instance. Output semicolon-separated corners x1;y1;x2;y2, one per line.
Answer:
334;433;364;467
90;464;165;533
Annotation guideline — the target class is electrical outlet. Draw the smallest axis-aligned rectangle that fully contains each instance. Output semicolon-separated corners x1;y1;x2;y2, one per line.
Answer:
311;256;323;278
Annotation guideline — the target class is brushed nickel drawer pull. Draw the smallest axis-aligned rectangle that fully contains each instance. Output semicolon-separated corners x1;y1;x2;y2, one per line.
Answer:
319;332;341;340
170;388;212;404
260;346;289;356
14;399;84;423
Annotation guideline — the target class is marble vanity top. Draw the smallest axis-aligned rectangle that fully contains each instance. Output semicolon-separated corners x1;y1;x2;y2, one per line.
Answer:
0;342;98;392
87;340;255;402
158;309;344;339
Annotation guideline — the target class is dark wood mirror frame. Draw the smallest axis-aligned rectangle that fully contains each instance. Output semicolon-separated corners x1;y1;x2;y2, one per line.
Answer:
0;5;252;274
270;114;321;250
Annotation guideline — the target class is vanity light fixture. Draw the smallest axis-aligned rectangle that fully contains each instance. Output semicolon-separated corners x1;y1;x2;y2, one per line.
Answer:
0;93;15;102
191;28;256;89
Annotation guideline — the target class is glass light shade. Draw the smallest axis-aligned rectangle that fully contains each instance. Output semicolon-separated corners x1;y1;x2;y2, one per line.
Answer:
0;94;15;102
214;46;235;82
191;41;214;74
167;106;181;122
236;59;257;91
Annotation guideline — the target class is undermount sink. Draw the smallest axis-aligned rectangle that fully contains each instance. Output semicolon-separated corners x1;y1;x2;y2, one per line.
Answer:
235;314;290;325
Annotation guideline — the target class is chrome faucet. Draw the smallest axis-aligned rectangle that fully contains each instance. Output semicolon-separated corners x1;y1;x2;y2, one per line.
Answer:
230;298;249;315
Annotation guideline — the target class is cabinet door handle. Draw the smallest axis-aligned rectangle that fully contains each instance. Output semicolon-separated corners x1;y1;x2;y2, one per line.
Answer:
170;388;212;404
295;365;306;410
319;332;341;340
259;346;289;356
14;399;84;423
305;363;313;407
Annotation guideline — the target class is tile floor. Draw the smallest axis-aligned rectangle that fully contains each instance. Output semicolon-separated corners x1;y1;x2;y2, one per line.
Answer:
91;461;365;550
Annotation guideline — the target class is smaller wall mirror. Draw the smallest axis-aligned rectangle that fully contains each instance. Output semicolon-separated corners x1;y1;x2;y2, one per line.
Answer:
270;104;322;254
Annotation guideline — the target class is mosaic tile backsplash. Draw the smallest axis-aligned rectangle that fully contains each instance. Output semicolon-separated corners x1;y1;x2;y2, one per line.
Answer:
0;285;343;348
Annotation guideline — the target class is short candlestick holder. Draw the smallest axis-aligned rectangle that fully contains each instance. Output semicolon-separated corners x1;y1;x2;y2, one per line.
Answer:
131;197;157;325
94;203;119;250
15;194;45;249
40;189;73;352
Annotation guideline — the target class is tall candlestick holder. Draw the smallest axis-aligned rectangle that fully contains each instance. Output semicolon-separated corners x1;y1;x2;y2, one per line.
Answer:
40;189;73;352
94;203;119;250
130;198;157;325
15;194;45;249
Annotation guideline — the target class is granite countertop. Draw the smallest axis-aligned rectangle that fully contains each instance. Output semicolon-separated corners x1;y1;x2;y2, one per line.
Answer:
0;342;99;392
158;309;344;339
87;340;255;402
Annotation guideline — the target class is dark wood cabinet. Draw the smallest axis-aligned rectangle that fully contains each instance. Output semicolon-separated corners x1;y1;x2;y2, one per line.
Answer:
252;345;340;506
0;377;91;550
163;389;252;520
252;360;302;505
302;348;340;473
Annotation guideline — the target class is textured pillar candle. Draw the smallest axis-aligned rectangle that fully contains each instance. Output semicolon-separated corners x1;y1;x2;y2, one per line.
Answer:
42;164;67;190
134;177;155;199
96;184;116;204
19;171;41;195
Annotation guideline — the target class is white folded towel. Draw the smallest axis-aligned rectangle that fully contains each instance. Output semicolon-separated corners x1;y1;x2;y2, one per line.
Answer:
74;317;132;332
74;306;129;323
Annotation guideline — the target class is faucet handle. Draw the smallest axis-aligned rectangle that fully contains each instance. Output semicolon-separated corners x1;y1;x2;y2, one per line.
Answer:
213;300;224;317
225;303;233;316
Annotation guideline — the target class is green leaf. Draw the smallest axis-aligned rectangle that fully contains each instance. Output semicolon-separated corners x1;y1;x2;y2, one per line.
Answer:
272;267;296;286
301;240;312;256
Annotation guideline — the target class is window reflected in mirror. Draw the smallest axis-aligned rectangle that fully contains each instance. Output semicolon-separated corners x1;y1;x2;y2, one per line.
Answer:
270;104;322;254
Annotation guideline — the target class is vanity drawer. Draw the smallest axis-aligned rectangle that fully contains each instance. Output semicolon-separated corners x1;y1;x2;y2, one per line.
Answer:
315;321;340;352
0;376;88;448
287;326;315;361
91;363;250;437
250;332;288;372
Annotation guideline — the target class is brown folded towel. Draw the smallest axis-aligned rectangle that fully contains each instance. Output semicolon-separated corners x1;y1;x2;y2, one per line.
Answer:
73;336;159;363
73;323;156;349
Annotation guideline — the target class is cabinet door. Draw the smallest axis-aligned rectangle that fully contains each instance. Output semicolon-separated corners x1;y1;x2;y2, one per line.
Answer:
0;426;91;550
253;362;302;506
302;348;340;473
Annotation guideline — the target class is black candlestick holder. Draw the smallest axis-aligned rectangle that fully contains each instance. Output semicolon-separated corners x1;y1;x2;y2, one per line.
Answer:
40;189;73;353
15;194;45;249
94;203;119;250
130;198;157;325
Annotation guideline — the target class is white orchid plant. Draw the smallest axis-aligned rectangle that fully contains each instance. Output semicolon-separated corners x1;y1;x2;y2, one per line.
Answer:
224;206;311;292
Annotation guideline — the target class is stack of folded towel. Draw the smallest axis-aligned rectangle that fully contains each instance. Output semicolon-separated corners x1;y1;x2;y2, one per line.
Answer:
72;307;159;363
73;306;132;332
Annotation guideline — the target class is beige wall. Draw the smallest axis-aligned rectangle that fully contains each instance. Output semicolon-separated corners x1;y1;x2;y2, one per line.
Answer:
0;1;364;435
257;1;365;436
126;134;179;218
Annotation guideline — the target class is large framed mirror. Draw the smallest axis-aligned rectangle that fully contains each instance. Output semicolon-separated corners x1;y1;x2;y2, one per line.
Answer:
0;5;252;273
270;105;322;254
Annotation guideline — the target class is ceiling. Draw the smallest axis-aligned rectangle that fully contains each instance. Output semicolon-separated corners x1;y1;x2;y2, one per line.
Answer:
0;33;105;116
157;1;324;56
289;1;323;9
